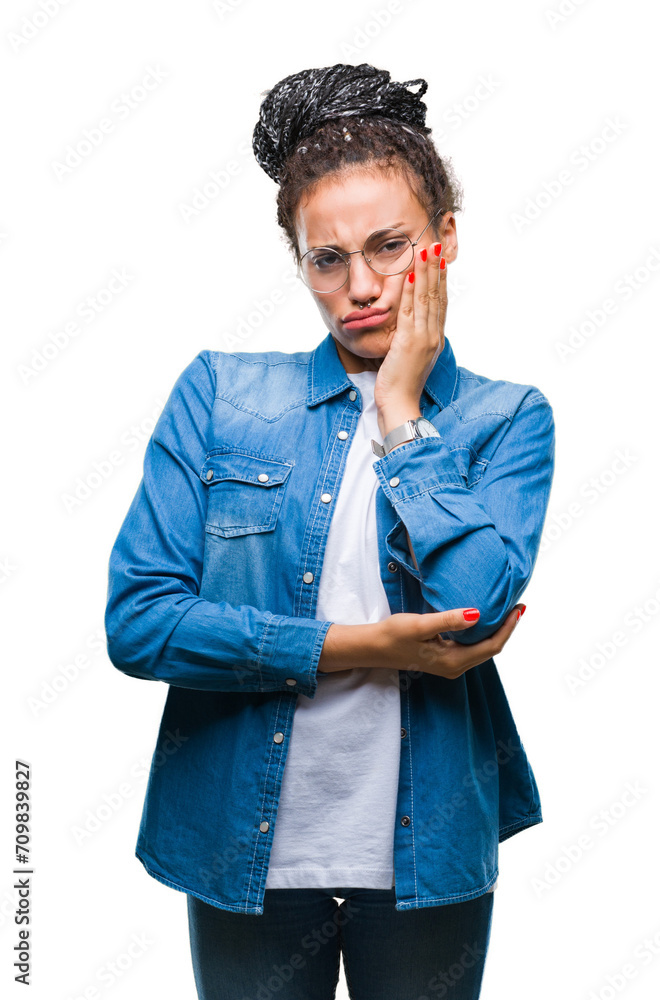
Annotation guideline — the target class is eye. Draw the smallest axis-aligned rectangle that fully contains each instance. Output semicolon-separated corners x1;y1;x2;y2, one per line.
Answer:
310;251;343;270
374;237;409;256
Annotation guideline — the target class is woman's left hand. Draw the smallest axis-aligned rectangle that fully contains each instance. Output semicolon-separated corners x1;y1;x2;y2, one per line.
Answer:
374;241;447;434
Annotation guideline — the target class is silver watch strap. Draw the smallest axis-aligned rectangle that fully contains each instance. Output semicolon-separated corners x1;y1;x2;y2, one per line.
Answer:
371;419;417;458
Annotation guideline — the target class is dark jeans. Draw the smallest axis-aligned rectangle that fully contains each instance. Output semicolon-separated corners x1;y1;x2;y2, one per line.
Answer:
187;886;494;1000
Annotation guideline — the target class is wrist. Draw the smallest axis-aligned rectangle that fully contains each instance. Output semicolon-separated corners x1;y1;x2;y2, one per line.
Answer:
318;622;381;672
377;406;422;440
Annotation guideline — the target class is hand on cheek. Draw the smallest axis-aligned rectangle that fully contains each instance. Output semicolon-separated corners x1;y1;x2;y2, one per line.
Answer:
374;241;448;418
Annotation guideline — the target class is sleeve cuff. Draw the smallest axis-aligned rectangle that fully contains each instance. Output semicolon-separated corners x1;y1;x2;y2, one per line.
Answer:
372;434;466;504
260;615;333;699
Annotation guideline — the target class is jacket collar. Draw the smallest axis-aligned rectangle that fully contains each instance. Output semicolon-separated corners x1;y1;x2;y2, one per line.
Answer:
307;330;458;411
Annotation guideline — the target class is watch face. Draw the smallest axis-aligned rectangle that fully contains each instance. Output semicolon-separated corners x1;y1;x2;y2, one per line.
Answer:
416;417;440;437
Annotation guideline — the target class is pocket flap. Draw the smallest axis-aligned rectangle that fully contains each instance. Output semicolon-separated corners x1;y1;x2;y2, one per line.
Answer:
200;451;293;488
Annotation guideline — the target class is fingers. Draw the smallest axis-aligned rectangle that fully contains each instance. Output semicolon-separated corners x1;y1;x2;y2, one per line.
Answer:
416;604;525;671
413;245;430;336
427;240;442;314
414;241;445;353
417;604;525;638
399;255;416;323
451;604;526;668
414;606;483;638
430;241;447;346
495;603;526;645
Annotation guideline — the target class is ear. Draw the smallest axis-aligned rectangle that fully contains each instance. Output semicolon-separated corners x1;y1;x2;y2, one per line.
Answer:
438;212;458;264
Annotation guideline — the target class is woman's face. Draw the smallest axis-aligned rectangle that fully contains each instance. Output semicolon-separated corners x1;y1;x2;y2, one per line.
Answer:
295;167;457;372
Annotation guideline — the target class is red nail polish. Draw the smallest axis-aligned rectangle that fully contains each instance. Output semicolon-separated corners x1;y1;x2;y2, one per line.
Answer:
420;248;427;262
408;272;415;283
434;243;442;256
519;604;526;617
463;608;479;621
439;257;446;270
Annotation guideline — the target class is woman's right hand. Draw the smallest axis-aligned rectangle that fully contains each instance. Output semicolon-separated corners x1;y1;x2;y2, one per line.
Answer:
318;606;525;680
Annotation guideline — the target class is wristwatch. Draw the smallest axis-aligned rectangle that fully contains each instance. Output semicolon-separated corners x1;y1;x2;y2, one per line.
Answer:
371;416;441;458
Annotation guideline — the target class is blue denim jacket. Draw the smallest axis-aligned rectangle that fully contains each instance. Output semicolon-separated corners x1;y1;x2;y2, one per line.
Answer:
104;330;555;915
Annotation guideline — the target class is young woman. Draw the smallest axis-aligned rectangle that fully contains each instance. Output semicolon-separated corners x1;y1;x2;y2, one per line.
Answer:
105;62;555;1000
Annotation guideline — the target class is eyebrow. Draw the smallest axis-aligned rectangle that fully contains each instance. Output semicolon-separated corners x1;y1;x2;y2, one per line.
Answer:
314;221;407;251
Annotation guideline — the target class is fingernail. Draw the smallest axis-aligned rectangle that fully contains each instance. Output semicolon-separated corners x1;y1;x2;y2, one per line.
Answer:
434;243;442;256
440;257;446;270
408;272;415;283
463;608;479;621
420;248;427;262
519;604;526;617
516;610;521;623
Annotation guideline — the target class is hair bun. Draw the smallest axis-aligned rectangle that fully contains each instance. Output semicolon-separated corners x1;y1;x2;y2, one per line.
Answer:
252;62;430;183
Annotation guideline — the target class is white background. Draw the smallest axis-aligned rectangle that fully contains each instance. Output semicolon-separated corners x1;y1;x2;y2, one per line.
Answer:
3;1;659;997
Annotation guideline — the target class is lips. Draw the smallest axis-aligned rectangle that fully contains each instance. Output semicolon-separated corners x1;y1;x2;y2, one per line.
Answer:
342;307;389;322
342;309;391;331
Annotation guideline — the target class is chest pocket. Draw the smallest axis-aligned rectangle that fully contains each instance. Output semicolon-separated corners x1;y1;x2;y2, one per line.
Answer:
200;451;293;538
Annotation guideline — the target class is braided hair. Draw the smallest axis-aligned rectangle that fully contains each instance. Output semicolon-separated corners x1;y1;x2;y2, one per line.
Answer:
252;62;463;262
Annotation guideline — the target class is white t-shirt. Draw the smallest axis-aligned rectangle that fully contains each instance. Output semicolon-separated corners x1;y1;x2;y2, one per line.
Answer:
265;368;498;894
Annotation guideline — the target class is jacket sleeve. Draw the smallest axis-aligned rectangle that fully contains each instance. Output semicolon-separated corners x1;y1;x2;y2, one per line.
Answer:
104;351;332;697
372;391;555;644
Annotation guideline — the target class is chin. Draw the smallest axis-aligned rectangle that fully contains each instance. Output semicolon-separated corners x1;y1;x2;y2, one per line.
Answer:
341;323;394;346
340;331;389;353
358;330;393;350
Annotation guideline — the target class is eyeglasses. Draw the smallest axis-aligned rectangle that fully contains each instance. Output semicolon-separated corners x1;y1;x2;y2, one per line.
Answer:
298;207;444;293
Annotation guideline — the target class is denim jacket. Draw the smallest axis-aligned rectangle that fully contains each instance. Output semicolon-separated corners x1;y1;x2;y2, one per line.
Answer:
104;330;556;915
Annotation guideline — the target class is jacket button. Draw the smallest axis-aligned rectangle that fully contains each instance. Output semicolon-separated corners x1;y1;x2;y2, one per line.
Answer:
285;678;296;686
338;431;348;440
400;815;411;826
259;821;269;833
388;561;398;573
303;572;314;584
321;493;332;503
206;469;214;481
401;727;407;739
258;473;269;482
273;732;284;743
389;477;400;487
349;390;357;401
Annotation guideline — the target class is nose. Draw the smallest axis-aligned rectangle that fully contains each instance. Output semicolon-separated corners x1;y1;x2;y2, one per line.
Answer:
347;253;383;303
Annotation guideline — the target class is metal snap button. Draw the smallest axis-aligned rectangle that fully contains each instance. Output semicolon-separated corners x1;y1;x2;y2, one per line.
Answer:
273;732;284;744
259;821;269;833
388;562;398;573
303;572;314;584
206;469;214;481
258;473;269;482
389;477;400;487
285;678;297;686
338;430;348;440
400;815;411;826
349;390;357;401
321;493;332;503
401;728;407;739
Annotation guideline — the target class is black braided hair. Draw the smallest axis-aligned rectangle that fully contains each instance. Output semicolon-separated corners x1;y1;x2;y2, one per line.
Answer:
252;62;463;262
